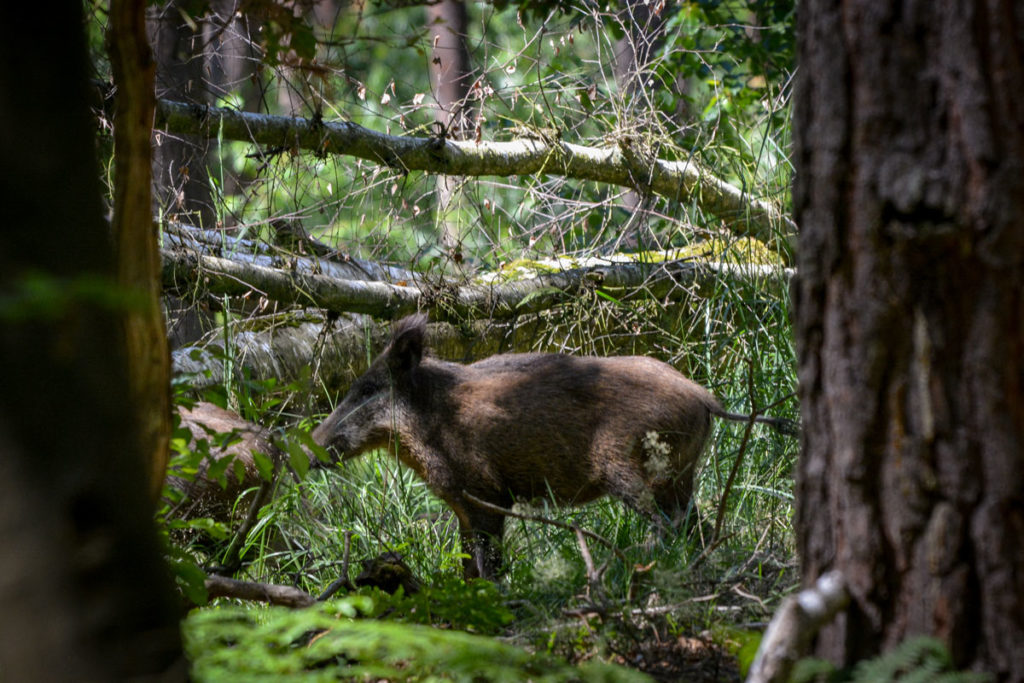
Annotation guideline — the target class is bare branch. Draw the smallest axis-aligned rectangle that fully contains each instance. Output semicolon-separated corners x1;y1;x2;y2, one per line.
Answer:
204;575;316;608
164;222;416;283
746;571;849;683
215;475;277;576
163;247;794;322
155;99;796;244
574;527;608;605
318;531;356;601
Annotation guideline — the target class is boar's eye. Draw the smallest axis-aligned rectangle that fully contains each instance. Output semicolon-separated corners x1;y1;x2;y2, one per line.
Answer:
351;380;380;400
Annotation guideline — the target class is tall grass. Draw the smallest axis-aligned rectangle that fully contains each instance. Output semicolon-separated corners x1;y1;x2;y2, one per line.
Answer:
206;255;799;642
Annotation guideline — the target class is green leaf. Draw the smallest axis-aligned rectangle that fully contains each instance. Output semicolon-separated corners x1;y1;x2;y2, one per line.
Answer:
183;602;650;681
167;553;208;605
251;449;275;482
206;452;232;488
579;86;594;112
184;517;230;541
294;429;333;465
285;437;310;479
232;457;246;485
595;289;624;306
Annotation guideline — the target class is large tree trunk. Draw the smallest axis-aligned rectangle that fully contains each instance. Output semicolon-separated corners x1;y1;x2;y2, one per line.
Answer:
0;1;183;678
792;1;1024;678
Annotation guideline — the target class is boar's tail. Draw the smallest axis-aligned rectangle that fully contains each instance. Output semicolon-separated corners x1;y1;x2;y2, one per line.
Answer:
709;404;799;436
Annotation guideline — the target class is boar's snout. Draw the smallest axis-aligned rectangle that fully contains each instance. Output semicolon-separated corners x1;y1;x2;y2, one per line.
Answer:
311;413;349;462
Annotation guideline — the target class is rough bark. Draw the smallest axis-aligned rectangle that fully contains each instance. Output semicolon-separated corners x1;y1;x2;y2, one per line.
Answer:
110;0;173;500
154;99;796;244
0;1;183;677
793;1;1024;678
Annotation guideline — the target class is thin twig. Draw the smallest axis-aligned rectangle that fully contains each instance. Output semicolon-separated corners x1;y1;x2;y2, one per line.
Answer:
712;361;760;543
689;531;736;570
462;491;627;561
561;594;721;619
574;527;608;606
713;419;757;543
317;530;356;601
217;473;277;575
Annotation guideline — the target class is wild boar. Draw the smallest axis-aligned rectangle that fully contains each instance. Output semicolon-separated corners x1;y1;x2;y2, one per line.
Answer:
312;314;793;579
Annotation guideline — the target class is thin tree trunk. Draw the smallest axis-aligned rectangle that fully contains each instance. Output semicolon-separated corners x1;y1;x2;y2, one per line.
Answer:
793;1;1024;677
148;0;215;228
204;0;260;200
0;1;183;677
611;0;666;249
110;0;173;500
427;0;473;138
427;0;474;249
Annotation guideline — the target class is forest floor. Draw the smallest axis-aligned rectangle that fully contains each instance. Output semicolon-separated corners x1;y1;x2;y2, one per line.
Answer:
503;550;797;682
614;636;741;682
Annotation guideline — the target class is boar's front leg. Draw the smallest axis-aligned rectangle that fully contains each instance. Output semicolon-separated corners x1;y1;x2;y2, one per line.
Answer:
460;510;505;580
445;495;506;580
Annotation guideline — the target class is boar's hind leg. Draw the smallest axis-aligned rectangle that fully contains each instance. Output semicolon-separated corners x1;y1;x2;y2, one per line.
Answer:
652;476;699;531
460;511;505;580
605;464;699;536
603;472;674;534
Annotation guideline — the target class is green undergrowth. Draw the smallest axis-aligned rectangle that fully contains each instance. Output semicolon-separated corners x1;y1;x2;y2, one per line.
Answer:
165;250;799;680
170;422;797;679
185;596;650;682
792;636;993;683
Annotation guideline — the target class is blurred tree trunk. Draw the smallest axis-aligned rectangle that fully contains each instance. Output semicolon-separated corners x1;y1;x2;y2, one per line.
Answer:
793;1;1024;678
612;0;663;98
148;0;216;228
109;0;173;499
162;0;260;349
0;0;183;678
204;0;260;198
426;0;474;251
612;0;666;248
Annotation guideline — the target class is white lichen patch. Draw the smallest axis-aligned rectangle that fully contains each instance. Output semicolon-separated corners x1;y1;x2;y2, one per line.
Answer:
642;430;672;480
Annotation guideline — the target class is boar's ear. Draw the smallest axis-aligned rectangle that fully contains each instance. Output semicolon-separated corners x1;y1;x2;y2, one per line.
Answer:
385;313;427;377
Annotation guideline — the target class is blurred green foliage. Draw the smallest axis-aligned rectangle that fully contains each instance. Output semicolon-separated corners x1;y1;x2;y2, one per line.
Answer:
185;597;652;681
